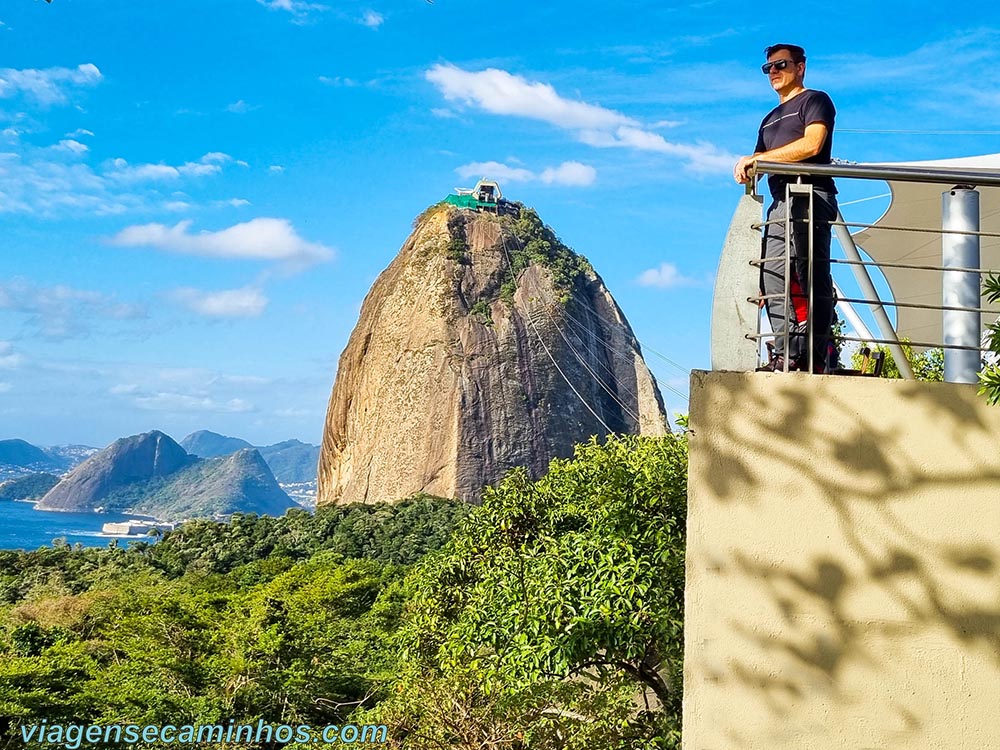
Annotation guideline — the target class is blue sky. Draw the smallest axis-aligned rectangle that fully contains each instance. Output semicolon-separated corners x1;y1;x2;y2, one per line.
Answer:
1;0;998;448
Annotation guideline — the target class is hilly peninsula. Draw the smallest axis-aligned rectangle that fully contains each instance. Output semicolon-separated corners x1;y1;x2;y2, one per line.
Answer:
37;430;295;521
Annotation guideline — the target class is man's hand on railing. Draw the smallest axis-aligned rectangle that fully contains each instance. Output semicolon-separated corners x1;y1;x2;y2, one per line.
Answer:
734;155;757;185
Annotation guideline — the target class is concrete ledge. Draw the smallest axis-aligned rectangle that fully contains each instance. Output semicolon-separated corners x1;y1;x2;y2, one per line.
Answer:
685;370;1000;749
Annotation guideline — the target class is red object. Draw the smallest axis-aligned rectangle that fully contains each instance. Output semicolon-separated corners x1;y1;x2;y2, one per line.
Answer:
789;274;809;323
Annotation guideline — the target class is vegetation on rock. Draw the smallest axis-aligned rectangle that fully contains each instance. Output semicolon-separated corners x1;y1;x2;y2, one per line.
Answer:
497;205;594;305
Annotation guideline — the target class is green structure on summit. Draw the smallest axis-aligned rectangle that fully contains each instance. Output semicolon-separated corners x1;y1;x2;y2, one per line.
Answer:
444;178;519;215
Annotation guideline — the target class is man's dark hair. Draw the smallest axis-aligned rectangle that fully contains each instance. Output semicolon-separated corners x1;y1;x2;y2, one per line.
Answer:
764;44;806;63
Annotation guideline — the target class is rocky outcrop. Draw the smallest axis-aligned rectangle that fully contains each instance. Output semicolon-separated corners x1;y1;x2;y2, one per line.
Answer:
144;447;295;520
317;204;668;506
37;431;295;520
38;431;192;511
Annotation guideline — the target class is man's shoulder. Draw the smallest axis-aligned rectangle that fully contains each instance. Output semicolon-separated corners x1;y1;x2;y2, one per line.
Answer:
802;88;835;105
800;89;836;120
799;89;833;107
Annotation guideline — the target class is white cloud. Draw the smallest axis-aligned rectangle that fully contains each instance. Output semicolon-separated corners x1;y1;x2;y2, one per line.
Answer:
427;64;633;131
109;217;335;268
361;9;384;28
0;279;147;340
0;63;102;106
131;391;255;414
0;341;23;369
0;152;127;215
257;0;328;22
169;286;269;318
106;153;226;182
107;159;181;181
269;165;285;173
227;198;251;207
456;161;534;183
636;262;702;289
455;159;596;187
539;161;597;186
53;139;89;155
318;75;359;87
66;128;94;138
582;126;735;173
0;144;231;217
426;64;736;173
164;200;191;212
227;99;256;114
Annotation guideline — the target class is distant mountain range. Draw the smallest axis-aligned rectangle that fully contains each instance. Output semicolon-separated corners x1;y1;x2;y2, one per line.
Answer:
180;430;253;457
1;432;319;485
180;431;320;483
0;440;99;481
37;431;296;521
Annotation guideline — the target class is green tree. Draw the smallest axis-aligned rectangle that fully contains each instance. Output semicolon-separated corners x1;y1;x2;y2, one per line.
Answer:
979;274;1000;404
362;434;688;749
851;339;944;381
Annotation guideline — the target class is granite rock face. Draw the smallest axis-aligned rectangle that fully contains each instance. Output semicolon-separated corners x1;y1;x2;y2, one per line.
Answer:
317;205;668;506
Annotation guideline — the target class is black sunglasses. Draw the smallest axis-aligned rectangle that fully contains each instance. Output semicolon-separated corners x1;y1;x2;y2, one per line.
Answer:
761;59;797;74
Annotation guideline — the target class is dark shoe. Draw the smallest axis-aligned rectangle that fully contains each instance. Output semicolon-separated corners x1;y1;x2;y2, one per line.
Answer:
757;342;779;371
757;354;792;372
756;354;810;373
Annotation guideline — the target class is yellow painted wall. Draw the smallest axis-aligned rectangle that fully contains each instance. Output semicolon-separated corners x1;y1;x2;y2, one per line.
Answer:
685;370;1000;750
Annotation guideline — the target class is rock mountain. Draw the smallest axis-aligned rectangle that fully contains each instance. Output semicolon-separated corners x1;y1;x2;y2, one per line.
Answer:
318;203;668;506
180;431;320;483
37;430;295;521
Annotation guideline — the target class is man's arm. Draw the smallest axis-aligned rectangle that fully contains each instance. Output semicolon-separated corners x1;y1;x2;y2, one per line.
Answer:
734;122;829;184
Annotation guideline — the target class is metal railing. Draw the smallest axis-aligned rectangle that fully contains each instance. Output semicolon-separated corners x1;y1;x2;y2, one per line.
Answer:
712;160;1000;381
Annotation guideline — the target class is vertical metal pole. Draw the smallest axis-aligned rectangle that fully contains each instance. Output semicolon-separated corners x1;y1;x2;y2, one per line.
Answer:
783;184;791;372
806;187;815;374
831;214;914;380
942;187;981;383
833;281;874;342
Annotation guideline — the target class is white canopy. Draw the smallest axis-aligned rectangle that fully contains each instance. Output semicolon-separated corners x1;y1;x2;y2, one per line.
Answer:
851;153;1000;347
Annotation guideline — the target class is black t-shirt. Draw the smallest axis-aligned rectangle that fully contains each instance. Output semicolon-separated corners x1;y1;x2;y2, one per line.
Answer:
754;89;836;199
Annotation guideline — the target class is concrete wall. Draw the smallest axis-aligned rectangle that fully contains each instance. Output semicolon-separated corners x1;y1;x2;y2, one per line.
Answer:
685;370;1000;750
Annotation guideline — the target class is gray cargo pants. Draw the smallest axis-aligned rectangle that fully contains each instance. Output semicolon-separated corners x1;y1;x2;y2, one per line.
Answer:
760;188;838;368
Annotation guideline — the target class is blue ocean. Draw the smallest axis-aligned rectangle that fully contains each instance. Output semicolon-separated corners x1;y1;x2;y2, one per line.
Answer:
0;501;156;551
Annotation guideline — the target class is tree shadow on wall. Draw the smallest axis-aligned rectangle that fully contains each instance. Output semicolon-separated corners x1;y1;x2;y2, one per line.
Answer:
688;372;1000;737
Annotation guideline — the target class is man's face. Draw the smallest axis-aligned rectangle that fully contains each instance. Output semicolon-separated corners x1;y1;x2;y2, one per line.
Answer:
765;49;804;95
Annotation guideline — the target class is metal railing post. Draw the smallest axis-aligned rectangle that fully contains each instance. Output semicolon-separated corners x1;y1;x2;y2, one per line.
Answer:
942;187;982;383
807;186;815;374
783;184;792;372
726;160;1000;378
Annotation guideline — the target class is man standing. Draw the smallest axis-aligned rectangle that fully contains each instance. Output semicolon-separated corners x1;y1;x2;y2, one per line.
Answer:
735;43;838;372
